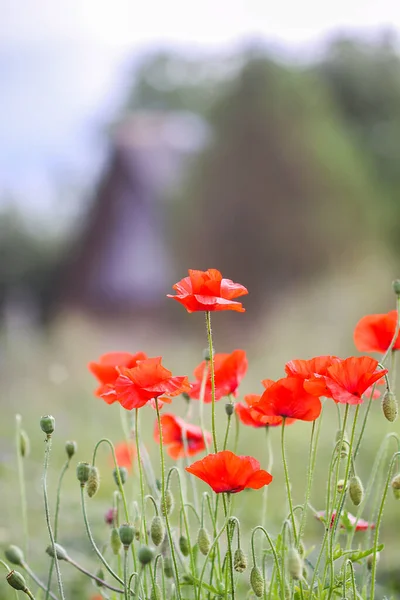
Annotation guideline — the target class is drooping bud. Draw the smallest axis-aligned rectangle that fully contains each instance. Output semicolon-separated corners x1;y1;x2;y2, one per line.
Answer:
250;566;264;597
150;515;165;546
6;570;27;592
382;391;398;422
160;489;174;516
179;535;190;557
391;473;400;500
150;583;162;600
40;415;55;436
203;348;212;362
87;466;100;498
65;440;77;459
234;547;247;572
349;475;364;506
95;567;105;587
45;543;69;561
335;429;349;458
182;392;190;404
197;527;211;556
163;556;174;578
76;462;90;485
138;546;154;565
337;479;347;494
4;545;24;566
225;403;234;417
113;466;128;487
367;552;380;571
288;547;303;580
110;527;122;555
19;430;30;458
119;523;135;548
392;279;400;296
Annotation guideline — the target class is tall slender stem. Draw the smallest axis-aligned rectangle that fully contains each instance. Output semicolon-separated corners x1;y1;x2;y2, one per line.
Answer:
198;363;210;454
123;550;129;600
281;419;297;544
298;421;317;547
261;427;273;532
205;311;218;452
22;563;59;600
15;415;28;560
135;409;148;544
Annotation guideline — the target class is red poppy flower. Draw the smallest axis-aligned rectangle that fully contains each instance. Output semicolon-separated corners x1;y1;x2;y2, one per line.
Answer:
153;414;211;459
101;357;190;410
317;357;388;405
113;441;136;470
315;510;374;531
251;377;322;422
285;355;341;398
354;310;400;353
88;352;147;400
236;380;296;427
185;450;273;493
167;269;248;313
190;350;248;403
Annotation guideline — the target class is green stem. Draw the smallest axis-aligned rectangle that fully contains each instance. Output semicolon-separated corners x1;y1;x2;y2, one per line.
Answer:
224;498;235;600
251;527;283;597
22;562;59;600
197;519;229;600
155;398;182;600
198;363;211;454
124;550;129;600
261;427;273;532
298;421;317;548
135;409;148;544
281;419;297;544
205;311;218;453
222;412;232;451
67;557;126;594
15;415;28;560
43;436;65;600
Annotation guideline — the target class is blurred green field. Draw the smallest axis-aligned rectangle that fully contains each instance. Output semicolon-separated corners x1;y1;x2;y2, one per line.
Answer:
1;257;399;599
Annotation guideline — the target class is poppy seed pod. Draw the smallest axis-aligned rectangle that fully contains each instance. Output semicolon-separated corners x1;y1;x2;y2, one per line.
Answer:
138;545;154;565
160;489;174;516
19;430;30;458
119;523;135;548
163;556;174;578
150;583;162;600
234;547;247;572
6;570;27;592
382;391;398;422
110;527;122;555
225;403;234;417
87;466;100;497
197;527;211;556
250;566;264;597
150;515;165;546
367;552;380;571
288;547;303;580
349;475;364;506
391;473;400;500
392;279;400;296
65;440;77;459
40;415;55;436
113;466;128;487
46;543;69;561
4;545;24;566
76;462;91;485
179;535;190;556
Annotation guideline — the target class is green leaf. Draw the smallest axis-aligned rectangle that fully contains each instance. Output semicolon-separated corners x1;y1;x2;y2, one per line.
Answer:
342;544;384;563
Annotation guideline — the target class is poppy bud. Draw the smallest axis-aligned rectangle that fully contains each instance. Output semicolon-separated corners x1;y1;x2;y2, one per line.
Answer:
65;441;77;459
203;348;212;362
95;567;105;587
19;430;30;458
298;541;305;558
382;391;398;422
150;583;162;600
391;473;400;500
179;535;190;556
150;515;165;546
349;475;364;506
119;523;135;548
6;570;27;592
104;507;116;526
138;546;154;565
392;279;400;296
182;392;190;403
4;545;24;566
134;517;141;540
76;462;90;485
337;479;347;494
45;543;69;561
225;403;234;417
197;527;211;556
163;556;174;578
160;489;174;516
110;527;122;555
302;565;309;580
113;466;128;487
40;415;55;436
234;547;247;572
288;547;303;580
335;429;349;458
250;566;264;597
367;552;380;571
87;466;100;498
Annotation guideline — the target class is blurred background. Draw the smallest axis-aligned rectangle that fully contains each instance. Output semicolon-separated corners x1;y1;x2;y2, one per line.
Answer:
1;1;400;598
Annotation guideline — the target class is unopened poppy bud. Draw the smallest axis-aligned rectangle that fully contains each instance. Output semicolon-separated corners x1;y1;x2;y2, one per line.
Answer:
87;466;100;497
288;547;303;580
335;429;349;458
46;543;69;561
76;462;90;485
95;567;105;587
150;583;162;600
391;473;400;499
40;415;55;436
337;479;347;494
19;430;30;458
367;552;380;571
6;570;27;592
160;489;174;516
349;475;364;506
392;279;400;296
225;403;234;417
4;545;24;566
113;466;128;487
382;391;398;422
234;547;247;572
134;517;141;540
250;566;264;597
150;515;165;546
163;556;174;578
182;392;190;403
110;527;121;555
138;545;154;565
203;348;212;361
105;507;116;526
179;535;190;556
119;523;135;548
65;440;77;459
197;527;211;555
